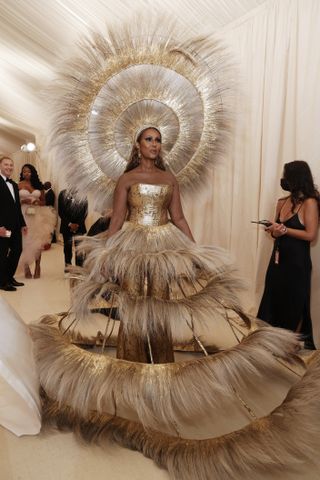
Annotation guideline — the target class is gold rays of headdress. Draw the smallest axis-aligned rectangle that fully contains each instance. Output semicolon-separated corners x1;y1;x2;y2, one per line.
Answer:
46;16;234;209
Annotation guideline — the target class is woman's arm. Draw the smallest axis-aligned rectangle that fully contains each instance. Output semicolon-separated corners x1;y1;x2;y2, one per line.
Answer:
105;176;129;237
168;177;195;242
268;198;319;241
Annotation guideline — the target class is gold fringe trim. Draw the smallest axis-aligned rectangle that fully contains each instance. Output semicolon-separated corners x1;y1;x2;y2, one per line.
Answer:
31;318;301;432
41;352;320;480
69;222;246;342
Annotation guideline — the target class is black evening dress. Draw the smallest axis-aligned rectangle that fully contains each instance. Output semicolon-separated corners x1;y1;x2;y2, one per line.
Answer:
257;210;314;345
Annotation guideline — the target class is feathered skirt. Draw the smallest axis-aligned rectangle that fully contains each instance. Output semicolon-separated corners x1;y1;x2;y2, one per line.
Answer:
20;205;56;265
30;221;320;479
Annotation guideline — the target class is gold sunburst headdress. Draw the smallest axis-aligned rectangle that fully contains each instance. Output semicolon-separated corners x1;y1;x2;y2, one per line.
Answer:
47;17;234;208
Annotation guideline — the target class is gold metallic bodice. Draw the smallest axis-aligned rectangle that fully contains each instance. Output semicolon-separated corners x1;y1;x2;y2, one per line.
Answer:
127;183;173;226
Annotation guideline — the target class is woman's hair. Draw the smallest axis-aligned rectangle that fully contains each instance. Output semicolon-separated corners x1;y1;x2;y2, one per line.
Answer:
283;160;320;214
20;163;43;190
124;127;166;173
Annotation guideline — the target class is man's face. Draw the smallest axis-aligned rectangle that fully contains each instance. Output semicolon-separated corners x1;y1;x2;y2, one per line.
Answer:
0;158;14;178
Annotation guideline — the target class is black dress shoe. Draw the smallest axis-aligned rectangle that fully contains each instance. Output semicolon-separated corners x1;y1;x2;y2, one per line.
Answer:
10;278;25;287
0;284;17;291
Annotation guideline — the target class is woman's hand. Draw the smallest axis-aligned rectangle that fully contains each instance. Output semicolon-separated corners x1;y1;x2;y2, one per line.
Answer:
266;222;287;238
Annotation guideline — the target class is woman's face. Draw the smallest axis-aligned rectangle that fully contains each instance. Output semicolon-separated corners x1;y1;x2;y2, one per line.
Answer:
138;128;161;161
22;166;32;180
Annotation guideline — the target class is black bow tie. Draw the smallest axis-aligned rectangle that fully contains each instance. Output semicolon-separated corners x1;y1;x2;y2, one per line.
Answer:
5;178;13;183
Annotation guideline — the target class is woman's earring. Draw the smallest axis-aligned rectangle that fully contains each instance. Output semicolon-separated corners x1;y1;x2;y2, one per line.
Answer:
138;149;141;160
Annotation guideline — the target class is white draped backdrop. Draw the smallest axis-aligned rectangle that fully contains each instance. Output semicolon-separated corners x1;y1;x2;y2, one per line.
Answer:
1;0;320;345
184;0;320;347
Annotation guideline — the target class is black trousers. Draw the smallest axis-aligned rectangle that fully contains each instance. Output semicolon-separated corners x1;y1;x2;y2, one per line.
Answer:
0;229;22;286
62;232;84;266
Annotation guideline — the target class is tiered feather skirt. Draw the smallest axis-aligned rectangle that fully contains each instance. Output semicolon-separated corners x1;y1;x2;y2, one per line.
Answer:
31;220;320;479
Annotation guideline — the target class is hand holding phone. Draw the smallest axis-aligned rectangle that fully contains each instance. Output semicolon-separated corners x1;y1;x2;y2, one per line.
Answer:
0;227;11;238
251;220;272;227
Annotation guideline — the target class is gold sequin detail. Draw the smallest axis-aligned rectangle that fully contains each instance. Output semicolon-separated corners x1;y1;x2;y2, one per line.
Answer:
127;183;173;227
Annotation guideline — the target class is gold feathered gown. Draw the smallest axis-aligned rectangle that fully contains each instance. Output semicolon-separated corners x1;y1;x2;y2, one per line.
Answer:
31;183;320;480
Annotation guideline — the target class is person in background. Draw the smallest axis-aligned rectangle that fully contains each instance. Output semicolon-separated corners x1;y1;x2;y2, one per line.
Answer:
18;164;56;279
257;160;320;349
44;181;55;207
44;181;57;244
58;188;88;270
86;209;117;319
0;156;27;291
87;209;112;237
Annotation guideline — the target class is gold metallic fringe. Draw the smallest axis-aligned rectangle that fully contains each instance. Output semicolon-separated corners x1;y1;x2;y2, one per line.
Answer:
70;222;244;343
70;272;246;344
31;318;301;433
41;353;320;480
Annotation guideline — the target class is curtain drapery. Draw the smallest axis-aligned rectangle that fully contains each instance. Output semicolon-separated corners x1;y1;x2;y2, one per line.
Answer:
184;0;320;345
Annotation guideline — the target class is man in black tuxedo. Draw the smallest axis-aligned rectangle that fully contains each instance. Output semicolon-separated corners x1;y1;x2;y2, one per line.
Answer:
0;156;27;291
58;188;88;269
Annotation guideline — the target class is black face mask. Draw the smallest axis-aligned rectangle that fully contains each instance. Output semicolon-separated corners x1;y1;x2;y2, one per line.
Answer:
280;178;291;191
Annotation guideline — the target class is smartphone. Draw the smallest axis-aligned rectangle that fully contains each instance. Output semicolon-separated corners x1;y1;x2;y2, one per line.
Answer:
251;220;272;227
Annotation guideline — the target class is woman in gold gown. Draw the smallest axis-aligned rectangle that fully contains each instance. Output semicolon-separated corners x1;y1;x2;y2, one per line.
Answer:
31;125;320;480
98;125;194;363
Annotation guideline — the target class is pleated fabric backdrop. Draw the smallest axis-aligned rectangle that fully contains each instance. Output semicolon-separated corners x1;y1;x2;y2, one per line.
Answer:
183;0;320;346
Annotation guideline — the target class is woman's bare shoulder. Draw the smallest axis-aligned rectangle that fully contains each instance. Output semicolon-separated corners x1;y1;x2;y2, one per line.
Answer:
303;197;318;210
304;197;318;204
277;195;290;203
116;172;136;188
161;170;176;186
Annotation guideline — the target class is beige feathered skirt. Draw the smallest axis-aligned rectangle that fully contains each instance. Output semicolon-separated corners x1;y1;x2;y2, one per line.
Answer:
30;221;320;479
19;205;56;266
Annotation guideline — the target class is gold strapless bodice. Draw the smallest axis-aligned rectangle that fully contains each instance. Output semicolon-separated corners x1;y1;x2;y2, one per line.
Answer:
127;183;173;226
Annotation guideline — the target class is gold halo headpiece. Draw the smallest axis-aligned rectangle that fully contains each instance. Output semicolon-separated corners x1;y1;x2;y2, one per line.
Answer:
47;16;234;209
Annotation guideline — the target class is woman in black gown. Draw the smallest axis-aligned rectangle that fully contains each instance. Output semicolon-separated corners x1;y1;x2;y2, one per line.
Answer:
258;161;320;349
